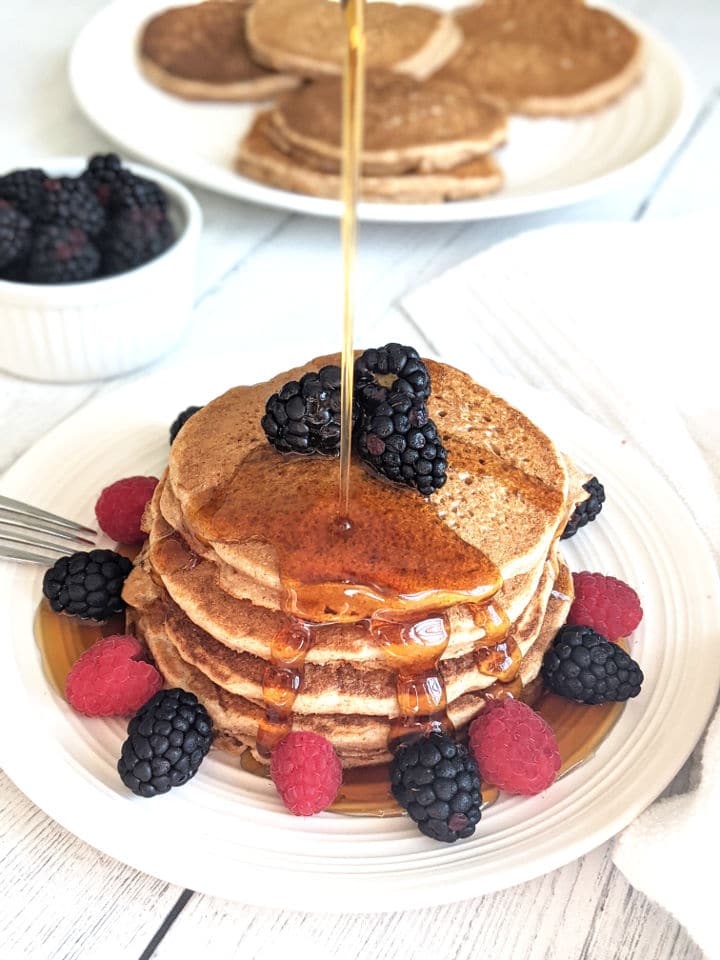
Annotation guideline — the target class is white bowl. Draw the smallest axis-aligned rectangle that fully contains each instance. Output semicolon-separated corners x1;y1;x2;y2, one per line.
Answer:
0;157;202;383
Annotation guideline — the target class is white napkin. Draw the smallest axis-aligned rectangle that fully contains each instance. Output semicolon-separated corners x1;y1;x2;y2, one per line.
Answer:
401;215;720;959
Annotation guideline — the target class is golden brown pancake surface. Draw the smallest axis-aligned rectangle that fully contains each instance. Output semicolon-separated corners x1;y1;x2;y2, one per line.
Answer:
236;112;504;203
139;1;300;100
268;72;507;175
246;0;462;80
440;0;644;115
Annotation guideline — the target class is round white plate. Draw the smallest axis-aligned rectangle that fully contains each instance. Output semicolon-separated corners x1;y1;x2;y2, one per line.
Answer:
68;0;696;223
1;357;718;911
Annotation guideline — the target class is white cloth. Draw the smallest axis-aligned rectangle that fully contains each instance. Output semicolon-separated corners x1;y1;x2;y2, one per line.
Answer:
402;215;720;959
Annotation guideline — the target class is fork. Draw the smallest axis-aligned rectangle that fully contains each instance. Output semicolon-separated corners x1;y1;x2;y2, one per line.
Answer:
0;495;97;566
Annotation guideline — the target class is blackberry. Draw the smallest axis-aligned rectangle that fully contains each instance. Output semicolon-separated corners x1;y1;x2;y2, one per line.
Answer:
357;383;447;495
84;154;167;212
355;342;431;402
542;624;643;704
0;168;46;217
262;365;356;455
100;206;175;275
561;476;605;540
118;688;213;798
0;200;31;270
27;225;100;284
42;549;133;622
36;177;106;237
170;405;203;444
0;256;29;283
391;732;482;843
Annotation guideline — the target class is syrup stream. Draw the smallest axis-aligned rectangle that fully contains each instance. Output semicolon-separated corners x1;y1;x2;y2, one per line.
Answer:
338;0;366;514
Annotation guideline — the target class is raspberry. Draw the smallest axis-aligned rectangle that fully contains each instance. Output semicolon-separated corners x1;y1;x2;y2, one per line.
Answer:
270;732;342;815
65;635;163;717
569;572;643;641
468;699;561;796
95;476;159;544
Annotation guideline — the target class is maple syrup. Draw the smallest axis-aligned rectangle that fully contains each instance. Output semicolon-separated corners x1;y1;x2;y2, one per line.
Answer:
34;599;125;695
240;688;625;818
338;0;365;515
371;611;455;746
256;620;314;758
474;636;521;682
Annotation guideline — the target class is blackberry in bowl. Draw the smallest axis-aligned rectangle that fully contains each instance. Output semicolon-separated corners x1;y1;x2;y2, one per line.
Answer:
0;155;202;382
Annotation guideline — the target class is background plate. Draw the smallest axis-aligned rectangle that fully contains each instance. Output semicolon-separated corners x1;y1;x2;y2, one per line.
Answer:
68;0;696;222
0;357;718;911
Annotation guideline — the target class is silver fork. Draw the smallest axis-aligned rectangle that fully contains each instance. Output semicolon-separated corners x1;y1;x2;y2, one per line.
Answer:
0;495;97;566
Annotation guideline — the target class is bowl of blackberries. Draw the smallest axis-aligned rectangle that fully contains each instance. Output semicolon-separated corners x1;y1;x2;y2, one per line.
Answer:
0;154;201;382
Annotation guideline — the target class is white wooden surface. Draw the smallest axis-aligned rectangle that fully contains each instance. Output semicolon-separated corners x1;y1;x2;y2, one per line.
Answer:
0;0;718;957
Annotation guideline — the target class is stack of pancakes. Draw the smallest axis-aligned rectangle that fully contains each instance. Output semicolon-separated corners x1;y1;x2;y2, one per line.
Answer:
124;357;590;768
237;73;507;202
138;0;644;203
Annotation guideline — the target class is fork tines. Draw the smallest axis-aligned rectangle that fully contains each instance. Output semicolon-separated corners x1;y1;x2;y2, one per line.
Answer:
0;495;98;566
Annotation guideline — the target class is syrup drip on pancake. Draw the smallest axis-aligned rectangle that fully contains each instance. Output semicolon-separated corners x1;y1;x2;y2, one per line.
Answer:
256;620;314;757
372;611;454;745
191;451;508;746
474;637;521;682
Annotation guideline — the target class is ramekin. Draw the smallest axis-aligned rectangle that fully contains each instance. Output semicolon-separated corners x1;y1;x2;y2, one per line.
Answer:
0;157;202;383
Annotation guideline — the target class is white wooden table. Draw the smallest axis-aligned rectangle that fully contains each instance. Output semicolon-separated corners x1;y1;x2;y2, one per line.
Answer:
1;1;718;957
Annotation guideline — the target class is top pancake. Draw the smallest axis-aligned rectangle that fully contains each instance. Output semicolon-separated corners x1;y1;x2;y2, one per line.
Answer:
166;356;581;617
267;72;507;175
439;0;644;115
139;1;300;101
246;0;462;80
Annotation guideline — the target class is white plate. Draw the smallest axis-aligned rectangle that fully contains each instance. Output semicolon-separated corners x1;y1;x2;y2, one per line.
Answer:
68;0;696;223
1;357;718;911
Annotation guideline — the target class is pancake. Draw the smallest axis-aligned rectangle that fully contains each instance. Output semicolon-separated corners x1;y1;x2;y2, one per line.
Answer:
439;0;644;115
139;1;300;102
135;550;557;715
267;73;507;175
236;113;504;203
138;480;553;660
136;558;573;766
166;356;575;608
246;0;462;81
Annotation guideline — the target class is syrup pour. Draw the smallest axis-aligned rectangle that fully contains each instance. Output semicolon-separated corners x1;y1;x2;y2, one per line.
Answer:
338;0;366;515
